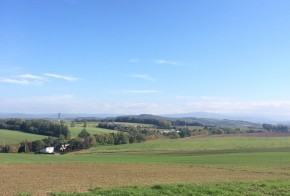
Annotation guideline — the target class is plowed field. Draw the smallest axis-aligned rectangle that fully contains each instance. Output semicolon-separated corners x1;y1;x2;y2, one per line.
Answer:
1;163;289;195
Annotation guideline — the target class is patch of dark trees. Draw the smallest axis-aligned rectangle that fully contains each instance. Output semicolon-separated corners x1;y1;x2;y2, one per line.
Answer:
262;124;289;132
68;128;147;151
3;129;148;153
0;119;70;139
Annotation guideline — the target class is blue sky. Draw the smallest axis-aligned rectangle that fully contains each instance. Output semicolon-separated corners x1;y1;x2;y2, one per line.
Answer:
1;0;290;119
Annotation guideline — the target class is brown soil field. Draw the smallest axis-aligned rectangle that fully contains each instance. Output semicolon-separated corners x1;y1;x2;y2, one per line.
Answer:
1;163;289;196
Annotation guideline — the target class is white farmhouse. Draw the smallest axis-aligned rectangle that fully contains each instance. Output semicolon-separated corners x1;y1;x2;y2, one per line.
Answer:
39;147;54;154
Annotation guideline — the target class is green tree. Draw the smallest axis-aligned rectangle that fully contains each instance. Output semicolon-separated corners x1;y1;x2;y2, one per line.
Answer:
84;135;97;148
19;140;30;153
135;133;146;142
32;140;45;152
70;121;75;127
78;129;90;138
114;132;129;145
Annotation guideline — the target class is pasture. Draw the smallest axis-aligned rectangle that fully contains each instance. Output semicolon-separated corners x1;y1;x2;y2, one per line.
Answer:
80;133;290;153
68;122;117;138
1;134;290;195
0;129;47;145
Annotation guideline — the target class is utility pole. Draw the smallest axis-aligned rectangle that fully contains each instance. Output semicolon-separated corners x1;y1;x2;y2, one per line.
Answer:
58;113;61;135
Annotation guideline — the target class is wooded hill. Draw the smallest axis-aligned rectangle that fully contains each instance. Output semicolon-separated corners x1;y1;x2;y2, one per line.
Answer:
105;114;262;128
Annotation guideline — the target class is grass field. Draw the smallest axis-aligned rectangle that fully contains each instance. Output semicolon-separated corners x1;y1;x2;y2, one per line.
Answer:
52;180;290;196
68;122;117;138
1;134;290;195
80;134;290;153
0;129;47;145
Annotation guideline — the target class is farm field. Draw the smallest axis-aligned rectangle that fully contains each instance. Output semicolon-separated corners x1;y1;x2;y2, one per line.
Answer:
0;129;47;145
68;122;117;138
1;134;290;195
80;133;290;153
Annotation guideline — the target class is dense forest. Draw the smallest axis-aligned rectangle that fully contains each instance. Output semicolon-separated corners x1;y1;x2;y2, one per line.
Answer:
105;116;203;129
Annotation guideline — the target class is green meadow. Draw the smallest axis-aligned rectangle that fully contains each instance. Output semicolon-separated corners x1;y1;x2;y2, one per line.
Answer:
83;135;290;153
1;150;290;171
1;135;290;172
0;129;47;145
68;122;117;138
52;180;290;196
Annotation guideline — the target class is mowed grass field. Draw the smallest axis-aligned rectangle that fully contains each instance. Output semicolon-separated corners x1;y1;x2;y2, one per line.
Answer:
1;134;290;195
81;133;290;153
0;129;47;145
68;122;117;138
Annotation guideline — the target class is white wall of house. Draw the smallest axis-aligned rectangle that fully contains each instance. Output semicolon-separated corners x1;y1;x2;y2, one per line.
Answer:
39;147;54;154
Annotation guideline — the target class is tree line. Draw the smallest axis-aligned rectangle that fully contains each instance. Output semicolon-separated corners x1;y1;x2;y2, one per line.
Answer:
0;119;70;139
102;117;203;129
262;124;289;132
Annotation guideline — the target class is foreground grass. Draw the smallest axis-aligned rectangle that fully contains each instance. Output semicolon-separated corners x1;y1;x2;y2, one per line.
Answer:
0;129;47;145
52;180;290;196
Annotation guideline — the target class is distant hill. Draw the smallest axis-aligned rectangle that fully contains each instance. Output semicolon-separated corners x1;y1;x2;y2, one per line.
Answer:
111;114;261;128
178;117;261;128
0;113;120;119
0;113;263;128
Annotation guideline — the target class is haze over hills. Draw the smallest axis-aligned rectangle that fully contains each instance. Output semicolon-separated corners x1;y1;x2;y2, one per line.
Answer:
162;112;277;124
1;112;288;124
0;112;280;128
0;113;120;119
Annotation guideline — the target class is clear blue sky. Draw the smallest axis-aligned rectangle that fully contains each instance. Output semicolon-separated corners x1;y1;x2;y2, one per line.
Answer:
1;0;290;119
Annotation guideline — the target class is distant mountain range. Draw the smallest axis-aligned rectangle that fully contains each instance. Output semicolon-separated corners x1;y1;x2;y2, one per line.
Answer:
0;113;120;119
0;112;289;126
162;112;273;123
113;114;261;128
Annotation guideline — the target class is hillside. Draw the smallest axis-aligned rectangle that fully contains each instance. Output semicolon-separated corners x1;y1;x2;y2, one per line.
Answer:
110;114;261;128
0;129;47;145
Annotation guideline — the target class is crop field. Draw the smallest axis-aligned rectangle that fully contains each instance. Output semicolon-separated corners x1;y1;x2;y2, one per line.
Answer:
68;122;117;138
1;134;290;195
0;129;47;145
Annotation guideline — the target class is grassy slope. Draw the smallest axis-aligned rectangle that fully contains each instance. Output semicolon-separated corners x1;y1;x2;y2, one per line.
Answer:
1;150;290;173
0;129;47;145
84;135;290;153
68;122;117;138
1;135;290;170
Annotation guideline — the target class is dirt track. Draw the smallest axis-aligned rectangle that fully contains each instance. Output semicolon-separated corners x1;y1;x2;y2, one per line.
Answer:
1;163;288;195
